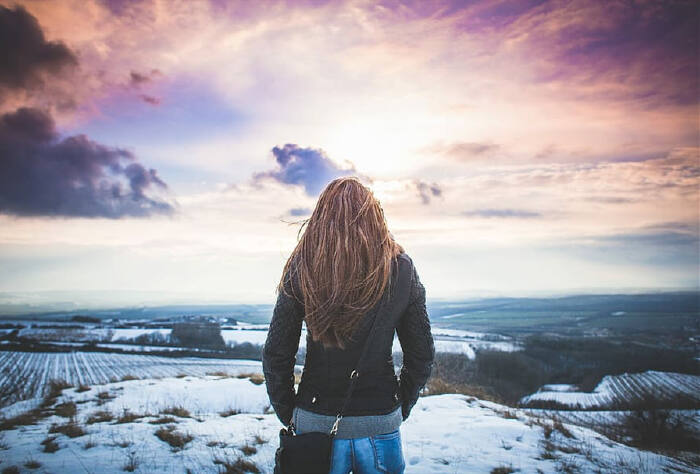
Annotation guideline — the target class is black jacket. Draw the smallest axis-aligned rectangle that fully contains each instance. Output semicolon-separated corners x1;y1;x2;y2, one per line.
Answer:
262;252;435;426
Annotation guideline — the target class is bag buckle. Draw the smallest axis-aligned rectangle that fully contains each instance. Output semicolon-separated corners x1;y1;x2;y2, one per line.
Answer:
330;414;342;435
350;370;359;379
286;421;296;435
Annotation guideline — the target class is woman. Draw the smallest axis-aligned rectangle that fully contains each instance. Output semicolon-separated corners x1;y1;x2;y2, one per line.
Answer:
263;176;435;474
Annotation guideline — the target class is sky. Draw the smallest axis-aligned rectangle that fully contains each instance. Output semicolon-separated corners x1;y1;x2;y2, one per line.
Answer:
0;0;698;306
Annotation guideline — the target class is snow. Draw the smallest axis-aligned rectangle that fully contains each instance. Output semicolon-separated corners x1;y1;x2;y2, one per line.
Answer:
520;371;700;409
0;379;687;473
538;384;579;393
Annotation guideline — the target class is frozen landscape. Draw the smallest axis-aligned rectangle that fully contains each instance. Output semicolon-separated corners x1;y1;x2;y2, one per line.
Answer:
0;372;692;474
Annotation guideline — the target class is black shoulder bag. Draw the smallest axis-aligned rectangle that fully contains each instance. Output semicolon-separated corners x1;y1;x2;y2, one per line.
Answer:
273;299;386;474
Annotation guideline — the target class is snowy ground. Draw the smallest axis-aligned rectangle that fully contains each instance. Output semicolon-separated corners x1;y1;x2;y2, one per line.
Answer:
0;375;691;473
10;323;520;358
520;371;700;409
0;351;301;409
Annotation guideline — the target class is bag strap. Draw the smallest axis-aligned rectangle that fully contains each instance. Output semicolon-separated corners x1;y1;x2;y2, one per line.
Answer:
329;256;412;438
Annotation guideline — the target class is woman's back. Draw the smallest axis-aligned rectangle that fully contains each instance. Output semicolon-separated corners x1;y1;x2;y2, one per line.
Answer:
262;176;435;473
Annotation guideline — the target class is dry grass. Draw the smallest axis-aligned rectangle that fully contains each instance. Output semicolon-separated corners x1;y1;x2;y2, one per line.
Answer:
175;373;188;378
252;434;266;445
149;416;177;425
239;443;257;455
207;371;231;377
236;372;265;385
86;410;114;424
41;436;60;453
75;384;91;393
83;437;97;450
116;410;144;424
220;408;240;417
123;451;139;472
427;376;503;403
24;458;41;469
44;379;73;402
154;425;194;451
96;391;116;405
213;456;260;473
55;402;77;418
121;375;139;381
49;422;87;438
496;409;519;420
0;409;45;431
2;466;20;474
490;465;516;474
161;406;190;418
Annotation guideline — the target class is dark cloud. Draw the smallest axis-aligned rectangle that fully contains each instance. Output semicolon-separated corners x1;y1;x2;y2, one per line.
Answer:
414;180;442;205
0;107;174;218
463;208;542;218
288;207;311;216
0;5;77;93
139;94;161;106
130;71;150;86
253;144;357;195
500;0;698;107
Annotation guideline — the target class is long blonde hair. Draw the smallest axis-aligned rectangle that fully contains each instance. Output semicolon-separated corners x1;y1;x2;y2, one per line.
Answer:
278;176;404;349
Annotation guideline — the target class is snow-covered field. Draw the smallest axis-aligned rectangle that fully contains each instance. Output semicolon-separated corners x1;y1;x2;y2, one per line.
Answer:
10;323;520;358
0;351;288;409
520;371;700;409
0;376;690;473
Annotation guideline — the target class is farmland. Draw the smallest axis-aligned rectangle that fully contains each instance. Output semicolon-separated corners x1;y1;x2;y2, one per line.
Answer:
0;351;269;409
519;370;700;410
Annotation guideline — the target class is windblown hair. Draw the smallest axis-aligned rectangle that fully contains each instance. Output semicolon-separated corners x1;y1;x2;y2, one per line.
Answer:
278;176;404;349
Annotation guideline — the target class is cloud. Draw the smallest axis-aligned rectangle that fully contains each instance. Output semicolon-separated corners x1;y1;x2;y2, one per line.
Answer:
129;71;150;87
462;208;541;219
414;179;443;205
489;0;698;107
0;107;174;218
139;94;161;105
252;144;358;195
551;223;700;266
426;141;501;161
288;207;311;216
0;5;77;93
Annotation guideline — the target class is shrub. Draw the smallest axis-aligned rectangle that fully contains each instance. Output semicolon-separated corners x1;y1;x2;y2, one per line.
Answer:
1;467;20;474
121;375;139;381
620;409;697;452
76;384;91;393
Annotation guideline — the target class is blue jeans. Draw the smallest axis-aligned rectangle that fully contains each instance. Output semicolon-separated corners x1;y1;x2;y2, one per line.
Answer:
324;429;406;474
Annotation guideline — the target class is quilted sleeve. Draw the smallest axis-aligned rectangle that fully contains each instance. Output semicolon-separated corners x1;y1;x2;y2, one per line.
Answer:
396;261;435;421
262;272;304;426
